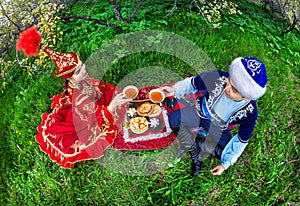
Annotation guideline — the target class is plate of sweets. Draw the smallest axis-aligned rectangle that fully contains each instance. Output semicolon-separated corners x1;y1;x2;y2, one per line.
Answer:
129;117;149;134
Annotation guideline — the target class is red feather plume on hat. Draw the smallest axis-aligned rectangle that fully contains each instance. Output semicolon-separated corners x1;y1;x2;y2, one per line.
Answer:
16;26;41;57
16;26;80;79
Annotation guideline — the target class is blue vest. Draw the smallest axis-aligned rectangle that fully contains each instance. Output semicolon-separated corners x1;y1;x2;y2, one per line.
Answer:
192;70;258;143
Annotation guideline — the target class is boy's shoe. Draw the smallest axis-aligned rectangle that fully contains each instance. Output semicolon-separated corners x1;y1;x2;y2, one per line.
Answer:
191;160;203;177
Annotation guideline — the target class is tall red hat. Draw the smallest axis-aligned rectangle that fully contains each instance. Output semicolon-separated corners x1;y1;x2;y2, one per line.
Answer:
40;45;80;79
16;26;81;79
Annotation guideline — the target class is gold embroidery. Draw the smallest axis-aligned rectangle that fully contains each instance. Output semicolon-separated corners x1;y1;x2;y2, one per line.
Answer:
102;108;111;128
83;102;96;112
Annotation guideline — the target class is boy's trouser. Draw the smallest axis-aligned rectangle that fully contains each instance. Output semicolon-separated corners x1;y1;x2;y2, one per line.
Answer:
168;106;232;159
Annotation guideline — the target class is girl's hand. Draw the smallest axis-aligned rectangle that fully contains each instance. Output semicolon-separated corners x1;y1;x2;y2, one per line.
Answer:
108;92;132;114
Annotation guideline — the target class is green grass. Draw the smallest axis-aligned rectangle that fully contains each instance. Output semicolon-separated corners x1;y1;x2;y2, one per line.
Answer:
0;0;299;205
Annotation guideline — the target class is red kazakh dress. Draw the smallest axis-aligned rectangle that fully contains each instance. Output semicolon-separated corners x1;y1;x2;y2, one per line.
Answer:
35;78;119;169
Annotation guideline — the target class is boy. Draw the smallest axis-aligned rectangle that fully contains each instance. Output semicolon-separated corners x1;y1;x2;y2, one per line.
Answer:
160;57;268;176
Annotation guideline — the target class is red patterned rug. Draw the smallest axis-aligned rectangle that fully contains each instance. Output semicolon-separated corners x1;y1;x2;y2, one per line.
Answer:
113;131;177;150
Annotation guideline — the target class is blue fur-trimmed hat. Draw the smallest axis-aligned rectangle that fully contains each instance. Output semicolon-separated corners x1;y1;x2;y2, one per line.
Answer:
229;57;268;100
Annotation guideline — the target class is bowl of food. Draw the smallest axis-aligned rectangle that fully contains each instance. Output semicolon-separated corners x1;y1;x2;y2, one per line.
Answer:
123;85;138;99
129;117;149;134
149;89;165;103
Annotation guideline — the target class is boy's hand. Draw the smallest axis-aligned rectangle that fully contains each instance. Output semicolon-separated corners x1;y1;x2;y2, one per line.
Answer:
159;86;175;97
210;164;225;176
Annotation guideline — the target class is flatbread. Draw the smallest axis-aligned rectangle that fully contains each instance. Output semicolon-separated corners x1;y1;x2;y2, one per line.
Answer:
137;102;153;116
149;104;161;117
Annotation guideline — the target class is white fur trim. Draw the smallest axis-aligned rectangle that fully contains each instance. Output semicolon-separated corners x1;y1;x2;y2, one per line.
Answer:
229;57;266;100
